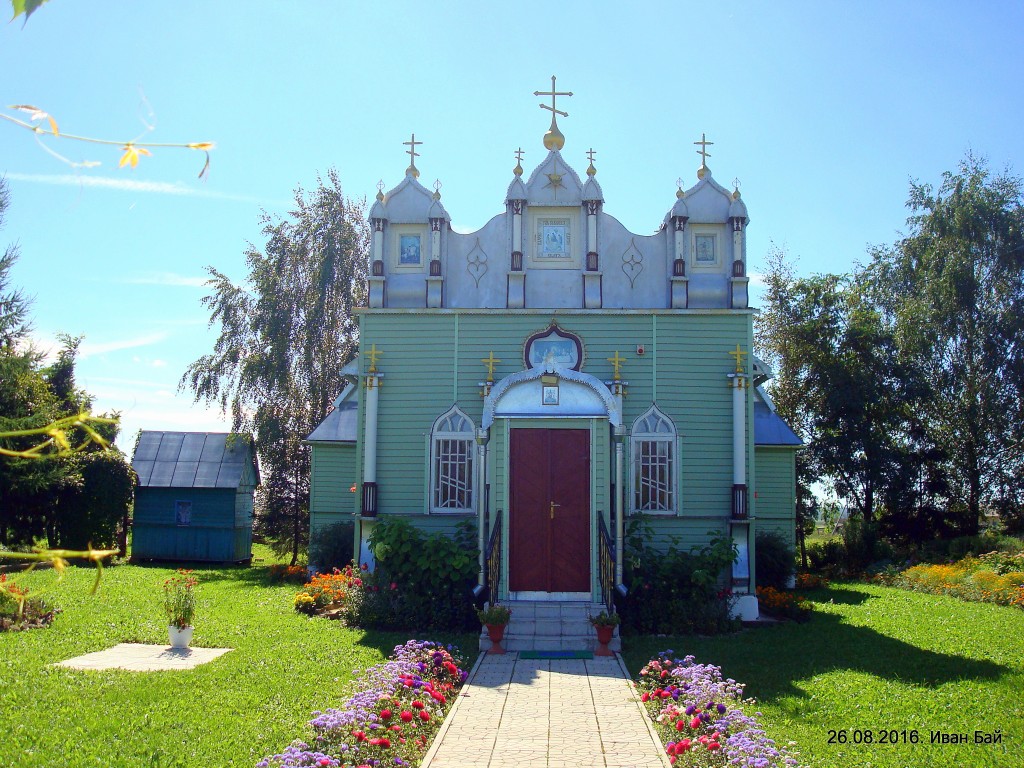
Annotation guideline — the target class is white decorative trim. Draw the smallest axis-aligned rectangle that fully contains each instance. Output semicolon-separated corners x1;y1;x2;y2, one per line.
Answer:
482;365;621;430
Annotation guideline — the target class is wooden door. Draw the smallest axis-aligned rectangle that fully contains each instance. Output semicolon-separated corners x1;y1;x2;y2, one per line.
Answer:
509;428;590;593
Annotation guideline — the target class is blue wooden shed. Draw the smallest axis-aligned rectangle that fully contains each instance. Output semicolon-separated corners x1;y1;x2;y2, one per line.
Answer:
131;431;260;563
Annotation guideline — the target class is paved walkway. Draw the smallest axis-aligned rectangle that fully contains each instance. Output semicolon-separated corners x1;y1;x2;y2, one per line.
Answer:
422;653;669;768
55;643;233;671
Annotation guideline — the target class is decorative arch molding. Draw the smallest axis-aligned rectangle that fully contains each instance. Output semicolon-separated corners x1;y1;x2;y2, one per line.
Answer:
481;365;621;429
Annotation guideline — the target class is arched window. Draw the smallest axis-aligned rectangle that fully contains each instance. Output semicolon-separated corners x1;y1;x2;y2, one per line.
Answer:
630;406;676;514
430;406;475;513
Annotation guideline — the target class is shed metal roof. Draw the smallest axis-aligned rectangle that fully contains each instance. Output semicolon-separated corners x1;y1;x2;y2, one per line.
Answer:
132;431;260;488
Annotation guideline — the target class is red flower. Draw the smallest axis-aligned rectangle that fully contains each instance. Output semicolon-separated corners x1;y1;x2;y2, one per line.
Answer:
708;742;721;751
352;730;367;742
400;711;413;723
419;710;431;721
380;708;393;720
412;700;425;709
641;692;650;702
676;720;686;731
379;738;391;749
690;716;701;729
678;738;692;752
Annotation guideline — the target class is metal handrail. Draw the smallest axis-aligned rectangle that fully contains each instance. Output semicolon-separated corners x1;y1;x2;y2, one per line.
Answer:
597;514;615;613
485;513;502;604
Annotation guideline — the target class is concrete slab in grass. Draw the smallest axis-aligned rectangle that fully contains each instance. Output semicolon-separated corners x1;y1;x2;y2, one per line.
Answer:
55;643;232;671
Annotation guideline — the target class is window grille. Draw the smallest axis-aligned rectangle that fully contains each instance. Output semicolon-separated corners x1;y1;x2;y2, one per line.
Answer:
430;408;475;512
631;407;676;513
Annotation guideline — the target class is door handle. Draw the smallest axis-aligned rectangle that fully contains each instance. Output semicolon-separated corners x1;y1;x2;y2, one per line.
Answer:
550;501;561;519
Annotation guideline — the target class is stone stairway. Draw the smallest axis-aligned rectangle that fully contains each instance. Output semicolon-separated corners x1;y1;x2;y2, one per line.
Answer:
478;600;621;653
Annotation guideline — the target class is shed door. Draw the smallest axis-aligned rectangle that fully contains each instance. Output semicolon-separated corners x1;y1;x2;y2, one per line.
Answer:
508;428;590;593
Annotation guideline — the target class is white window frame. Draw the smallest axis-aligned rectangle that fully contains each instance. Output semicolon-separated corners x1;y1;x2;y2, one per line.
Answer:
429;406;475;513
630;406;677;515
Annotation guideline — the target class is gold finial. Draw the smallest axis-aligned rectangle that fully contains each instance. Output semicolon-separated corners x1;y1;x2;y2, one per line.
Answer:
376;179;385;202
607;350;626;380
675;176;684;199
481;351;502;381
403;133;422;178
586;147;597;176
433;179;442;200
513;147;525;176
534;75;572;151
694;132;713;179
366;343;382;375
732;177;741;199
728;344;747;374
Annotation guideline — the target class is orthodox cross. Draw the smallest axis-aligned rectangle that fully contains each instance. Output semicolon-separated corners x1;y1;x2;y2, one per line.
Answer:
694;133;714;164
607;350;626;380
403;133;422;176
366;343;382;374
433;179;442;198
534;75;572;118
586;148;597;164
514;147;525;164
728;344;747;373
481;351;501;381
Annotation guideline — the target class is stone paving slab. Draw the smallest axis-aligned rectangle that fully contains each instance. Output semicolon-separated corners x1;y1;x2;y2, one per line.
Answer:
55;643;233;671
422;651;670;768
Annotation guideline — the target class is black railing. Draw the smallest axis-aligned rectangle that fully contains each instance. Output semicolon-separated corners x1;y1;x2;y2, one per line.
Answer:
598;514;615;613
485;513;502;604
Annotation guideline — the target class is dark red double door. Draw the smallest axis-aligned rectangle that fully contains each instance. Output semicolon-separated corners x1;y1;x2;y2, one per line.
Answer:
509;428;591;593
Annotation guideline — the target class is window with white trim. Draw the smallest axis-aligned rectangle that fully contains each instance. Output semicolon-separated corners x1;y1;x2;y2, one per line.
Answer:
430;407;475;513
631;406;676;514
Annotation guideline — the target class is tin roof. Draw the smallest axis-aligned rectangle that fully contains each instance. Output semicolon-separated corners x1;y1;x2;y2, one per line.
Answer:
132;431;260;488
754;401;802;447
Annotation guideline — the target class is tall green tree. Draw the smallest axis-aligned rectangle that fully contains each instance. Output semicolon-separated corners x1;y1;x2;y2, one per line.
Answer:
756;249;925;526
182;169;369;564
870;155;1024;534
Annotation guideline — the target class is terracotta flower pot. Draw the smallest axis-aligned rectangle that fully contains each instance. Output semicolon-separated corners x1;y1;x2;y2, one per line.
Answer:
486;623;507;655
594;624;614;656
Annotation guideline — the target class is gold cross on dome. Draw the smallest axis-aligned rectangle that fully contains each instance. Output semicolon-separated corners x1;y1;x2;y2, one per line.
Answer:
694;132;714;164
728;344;747;373
403;133;422;177
534;75;573;118
481;351;502;381
366;343;382;374
607;350;626;380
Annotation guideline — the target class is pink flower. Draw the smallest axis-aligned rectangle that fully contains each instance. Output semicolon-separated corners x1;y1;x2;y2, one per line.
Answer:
690;716;701;729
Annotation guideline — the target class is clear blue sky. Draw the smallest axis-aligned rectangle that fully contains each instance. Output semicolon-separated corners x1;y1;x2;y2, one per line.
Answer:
2;1;1022;451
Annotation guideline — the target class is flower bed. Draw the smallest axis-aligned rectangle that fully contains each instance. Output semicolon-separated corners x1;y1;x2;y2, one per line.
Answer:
755;586;812;621
257;639;470;768
874;552;1024;609
637;651;803;767
293;566;363;616
0;572;58;631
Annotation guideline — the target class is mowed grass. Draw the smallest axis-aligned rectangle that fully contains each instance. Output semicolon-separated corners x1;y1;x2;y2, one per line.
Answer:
0;560;478;768
622;582;1024;768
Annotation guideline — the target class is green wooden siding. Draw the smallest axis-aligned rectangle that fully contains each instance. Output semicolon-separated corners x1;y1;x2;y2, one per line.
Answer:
309;442;358;535
754;447;797;546
132;487;251;562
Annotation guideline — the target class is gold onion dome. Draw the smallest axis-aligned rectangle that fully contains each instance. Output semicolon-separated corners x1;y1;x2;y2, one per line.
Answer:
543;117;565;151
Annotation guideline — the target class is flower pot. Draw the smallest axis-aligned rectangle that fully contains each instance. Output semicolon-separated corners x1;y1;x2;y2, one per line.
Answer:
486;623;507;655
168;625;193;649
594;624;614;656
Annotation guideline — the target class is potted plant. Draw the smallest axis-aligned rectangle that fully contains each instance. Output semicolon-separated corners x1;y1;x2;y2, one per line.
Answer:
163;569;198;649
589;610;620;656
476;603;512;655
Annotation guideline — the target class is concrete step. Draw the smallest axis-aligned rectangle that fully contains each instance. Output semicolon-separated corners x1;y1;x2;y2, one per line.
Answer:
479;600;620;652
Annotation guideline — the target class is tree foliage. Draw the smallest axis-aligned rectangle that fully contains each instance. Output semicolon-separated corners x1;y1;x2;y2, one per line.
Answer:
182;169;368;563
758;155;1024;541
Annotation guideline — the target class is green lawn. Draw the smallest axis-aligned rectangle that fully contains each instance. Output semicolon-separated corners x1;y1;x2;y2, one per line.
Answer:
622;582;1024;768
0;561;477;768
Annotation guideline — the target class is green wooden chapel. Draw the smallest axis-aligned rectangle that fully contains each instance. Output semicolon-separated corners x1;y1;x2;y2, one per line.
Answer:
307;82;800;639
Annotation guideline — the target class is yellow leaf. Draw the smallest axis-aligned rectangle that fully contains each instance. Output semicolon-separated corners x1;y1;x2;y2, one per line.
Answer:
9;104;58;135
187;142;216;151
119;145;152;169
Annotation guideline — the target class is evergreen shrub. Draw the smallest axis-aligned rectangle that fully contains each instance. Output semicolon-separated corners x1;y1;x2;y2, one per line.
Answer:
754;530;796;590
308;521;355;572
